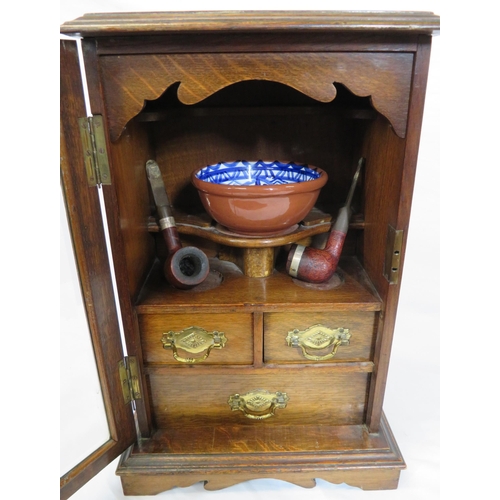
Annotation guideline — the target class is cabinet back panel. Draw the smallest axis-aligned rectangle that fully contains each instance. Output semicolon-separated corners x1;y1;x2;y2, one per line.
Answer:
151;113;366;218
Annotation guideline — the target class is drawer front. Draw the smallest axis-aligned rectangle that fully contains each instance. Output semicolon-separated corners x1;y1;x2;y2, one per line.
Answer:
149;368;369;427
139;313;253;365
264;312;377;363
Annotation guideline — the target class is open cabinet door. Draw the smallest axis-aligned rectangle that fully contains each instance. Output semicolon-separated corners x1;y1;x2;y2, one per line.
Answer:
60;39;136;499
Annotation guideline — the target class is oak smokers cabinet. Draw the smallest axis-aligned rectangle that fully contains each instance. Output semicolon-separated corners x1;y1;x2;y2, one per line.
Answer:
60;11;440;498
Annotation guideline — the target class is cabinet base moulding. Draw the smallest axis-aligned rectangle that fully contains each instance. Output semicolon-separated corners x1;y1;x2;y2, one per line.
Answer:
116;413;405;495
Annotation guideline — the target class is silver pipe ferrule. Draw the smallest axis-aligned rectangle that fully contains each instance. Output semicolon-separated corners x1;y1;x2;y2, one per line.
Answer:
288;245;306;278
159;216;176;231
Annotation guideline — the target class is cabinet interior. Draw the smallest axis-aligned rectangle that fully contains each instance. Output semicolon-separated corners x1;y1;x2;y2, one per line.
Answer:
108;80;404;307
102;78;407;440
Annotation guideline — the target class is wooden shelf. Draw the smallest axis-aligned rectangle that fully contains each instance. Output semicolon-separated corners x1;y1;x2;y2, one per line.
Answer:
137;105;378;123
116;413;405;494
133;419;387;455
135;256;381;313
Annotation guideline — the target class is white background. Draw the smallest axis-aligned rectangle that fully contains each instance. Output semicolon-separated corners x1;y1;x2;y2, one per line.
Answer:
4;0;497;499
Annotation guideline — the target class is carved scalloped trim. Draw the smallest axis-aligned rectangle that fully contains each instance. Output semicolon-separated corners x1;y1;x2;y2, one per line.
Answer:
100;52;412;141
120;470;400;495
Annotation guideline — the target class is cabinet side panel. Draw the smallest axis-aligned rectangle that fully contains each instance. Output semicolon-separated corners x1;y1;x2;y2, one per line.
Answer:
363;37;433;431
106;119;157;300
361;116;406;296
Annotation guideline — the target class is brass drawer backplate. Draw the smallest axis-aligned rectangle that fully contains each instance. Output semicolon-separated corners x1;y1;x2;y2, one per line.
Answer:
286;324;351;361
161;326;227;364
228;389;289;420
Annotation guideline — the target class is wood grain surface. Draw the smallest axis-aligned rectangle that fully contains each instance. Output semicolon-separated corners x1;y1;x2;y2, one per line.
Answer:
139;313;253;365
61;10;440;36
148;368;369;427
116;412;405;494
60;39;136;499
264;311;377;363
60;10;438;495
100;52;413;141
136;257;382;313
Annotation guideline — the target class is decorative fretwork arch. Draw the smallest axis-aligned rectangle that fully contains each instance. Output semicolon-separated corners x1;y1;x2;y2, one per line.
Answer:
100;52;413;141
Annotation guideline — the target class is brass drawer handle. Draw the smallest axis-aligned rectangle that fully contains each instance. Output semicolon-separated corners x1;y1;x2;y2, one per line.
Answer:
286;324;351;361
228;389;289;420
161;326;227;363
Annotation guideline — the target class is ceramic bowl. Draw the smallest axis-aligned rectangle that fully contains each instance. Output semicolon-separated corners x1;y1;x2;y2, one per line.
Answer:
191;160;328;236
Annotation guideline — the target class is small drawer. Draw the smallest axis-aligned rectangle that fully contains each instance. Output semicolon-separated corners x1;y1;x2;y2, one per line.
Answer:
149;368;369;427
139;313;253;365
264;312;377;364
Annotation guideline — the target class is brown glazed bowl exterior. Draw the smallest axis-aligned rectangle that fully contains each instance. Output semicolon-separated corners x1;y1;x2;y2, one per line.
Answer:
191;162;328;236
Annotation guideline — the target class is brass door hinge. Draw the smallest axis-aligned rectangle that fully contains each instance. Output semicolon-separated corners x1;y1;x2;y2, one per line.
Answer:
383;225;404;284
118;356;142;405
78;115;111;186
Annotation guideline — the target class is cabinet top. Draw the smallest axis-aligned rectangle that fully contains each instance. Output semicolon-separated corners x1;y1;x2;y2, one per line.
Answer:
60;10;440;37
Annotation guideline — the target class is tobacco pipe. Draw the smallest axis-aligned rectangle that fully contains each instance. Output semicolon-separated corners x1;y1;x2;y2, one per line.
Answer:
146;160;210;289
286;157;364;283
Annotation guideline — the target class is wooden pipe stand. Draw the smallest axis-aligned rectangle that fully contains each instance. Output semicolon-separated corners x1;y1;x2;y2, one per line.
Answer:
149;207;336;278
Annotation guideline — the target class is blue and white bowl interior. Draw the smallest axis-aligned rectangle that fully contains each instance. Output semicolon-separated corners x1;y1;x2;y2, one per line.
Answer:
195;161;321;186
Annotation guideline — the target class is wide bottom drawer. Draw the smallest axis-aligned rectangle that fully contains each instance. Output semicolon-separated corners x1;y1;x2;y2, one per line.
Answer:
148;368;370;427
